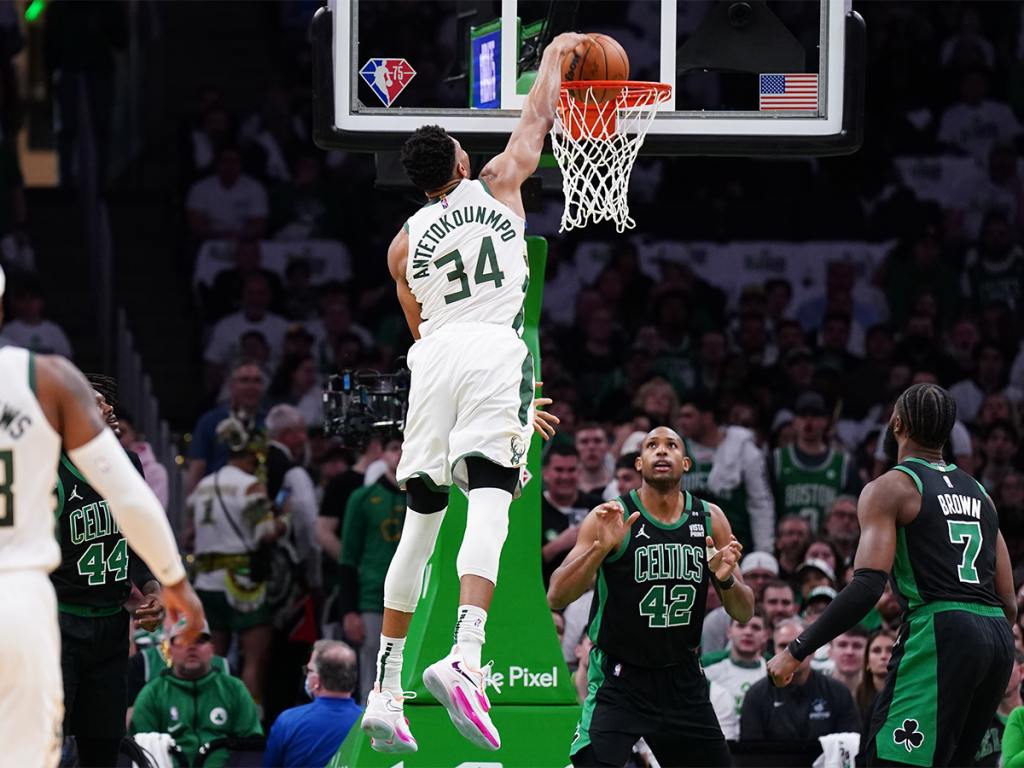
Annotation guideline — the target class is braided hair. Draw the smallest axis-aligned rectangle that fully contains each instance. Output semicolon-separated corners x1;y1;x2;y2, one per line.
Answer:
893;383;957;450
400;125;456;192
84;373;117;410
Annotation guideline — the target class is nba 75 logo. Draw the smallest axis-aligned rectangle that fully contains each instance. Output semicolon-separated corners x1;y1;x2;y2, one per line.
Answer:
360;59;416;107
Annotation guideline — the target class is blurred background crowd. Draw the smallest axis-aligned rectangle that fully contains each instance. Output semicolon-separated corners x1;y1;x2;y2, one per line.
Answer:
2;1;1024;765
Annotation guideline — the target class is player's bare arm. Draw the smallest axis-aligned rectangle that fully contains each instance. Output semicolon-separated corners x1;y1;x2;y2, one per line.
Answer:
479;32;589;216
387;227;423;340
706;503;754;622
994;526;1018;625
547;501;639;610
768;471;912;686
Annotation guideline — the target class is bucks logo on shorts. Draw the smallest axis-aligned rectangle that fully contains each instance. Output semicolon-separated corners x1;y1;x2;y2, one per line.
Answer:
893;719;924;753
510;435;525;465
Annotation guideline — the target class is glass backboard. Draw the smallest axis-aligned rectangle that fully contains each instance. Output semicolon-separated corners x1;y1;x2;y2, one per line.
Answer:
313;0;864;156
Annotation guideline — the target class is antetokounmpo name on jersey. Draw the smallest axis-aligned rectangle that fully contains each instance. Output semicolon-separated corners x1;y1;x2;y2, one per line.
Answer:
411;206;517;278
68;500;120;544
937;493;983;519
634;542;704;583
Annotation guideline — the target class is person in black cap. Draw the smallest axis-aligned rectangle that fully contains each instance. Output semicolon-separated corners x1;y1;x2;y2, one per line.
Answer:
768;392;861;534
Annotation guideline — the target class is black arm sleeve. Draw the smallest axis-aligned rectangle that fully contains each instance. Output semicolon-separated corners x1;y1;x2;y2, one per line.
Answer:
788;568;888;661
338;563;360;617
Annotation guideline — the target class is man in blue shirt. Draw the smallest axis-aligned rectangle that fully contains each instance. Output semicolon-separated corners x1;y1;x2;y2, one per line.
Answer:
186;359;266;494
263;640;362;767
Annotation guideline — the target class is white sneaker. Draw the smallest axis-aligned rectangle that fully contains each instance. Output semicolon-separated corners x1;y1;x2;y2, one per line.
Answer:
361;686;418;753
422;652;500;751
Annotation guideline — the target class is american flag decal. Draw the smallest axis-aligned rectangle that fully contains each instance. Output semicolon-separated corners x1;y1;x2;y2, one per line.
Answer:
759;74;818;111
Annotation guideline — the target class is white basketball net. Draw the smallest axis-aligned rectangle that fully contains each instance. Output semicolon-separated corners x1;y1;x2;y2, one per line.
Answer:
551;82;670;233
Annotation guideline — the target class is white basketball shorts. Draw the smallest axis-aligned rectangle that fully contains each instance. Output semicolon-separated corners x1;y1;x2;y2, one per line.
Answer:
0;570;63;767
396;322;535;494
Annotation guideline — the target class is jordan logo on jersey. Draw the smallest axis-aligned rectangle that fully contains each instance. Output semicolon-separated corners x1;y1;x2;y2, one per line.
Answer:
635;524;650;540
68;485;83;502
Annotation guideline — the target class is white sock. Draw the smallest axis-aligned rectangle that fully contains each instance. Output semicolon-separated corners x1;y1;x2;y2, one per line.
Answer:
376;635;406;694
453;604;487;670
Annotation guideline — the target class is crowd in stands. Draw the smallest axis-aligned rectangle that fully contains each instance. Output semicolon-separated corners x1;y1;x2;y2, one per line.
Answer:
3;2;1024;766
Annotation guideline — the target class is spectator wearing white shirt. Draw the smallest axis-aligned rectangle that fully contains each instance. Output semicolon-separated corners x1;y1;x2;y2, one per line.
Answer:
186;146;268;241
2;278;72;358
938;70;1022;162
205;273;289;395
705;610;769;741
950;342;1021;425
954;144;1024;241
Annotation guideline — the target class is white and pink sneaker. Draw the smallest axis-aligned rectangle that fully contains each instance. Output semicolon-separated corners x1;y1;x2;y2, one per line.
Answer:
361;686;418;753
422;652;500;751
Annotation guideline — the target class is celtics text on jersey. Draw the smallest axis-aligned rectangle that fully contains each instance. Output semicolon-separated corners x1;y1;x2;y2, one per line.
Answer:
588;490;712;668
51;451;149;611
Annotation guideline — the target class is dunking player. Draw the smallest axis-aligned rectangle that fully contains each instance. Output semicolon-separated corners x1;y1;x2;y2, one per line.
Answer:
0;266;204;767
53;374;167;767
548;427;754;767
360;32;587;753
768;383;1017;766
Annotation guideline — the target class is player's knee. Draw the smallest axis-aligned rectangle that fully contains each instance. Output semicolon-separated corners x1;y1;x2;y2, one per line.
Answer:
406;477;448;514
465;456;520;496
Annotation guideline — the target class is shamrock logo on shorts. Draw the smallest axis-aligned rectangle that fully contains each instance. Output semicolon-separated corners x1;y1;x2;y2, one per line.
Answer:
893;719;924;752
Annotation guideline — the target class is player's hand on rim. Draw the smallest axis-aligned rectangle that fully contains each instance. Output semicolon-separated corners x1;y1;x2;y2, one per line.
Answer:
706;534;743;582
593;501;640;553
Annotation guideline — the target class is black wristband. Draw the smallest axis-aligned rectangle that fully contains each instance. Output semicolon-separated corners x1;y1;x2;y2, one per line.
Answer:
714;573;736;590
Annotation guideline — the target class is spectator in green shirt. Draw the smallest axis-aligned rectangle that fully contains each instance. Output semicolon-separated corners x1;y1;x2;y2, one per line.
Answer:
338;438;406;700
130;619;262;768
997;651;1024;767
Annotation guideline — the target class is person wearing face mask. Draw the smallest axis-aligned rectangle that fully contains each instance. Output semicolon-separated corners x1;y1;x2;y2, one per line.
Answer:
263;640;362;768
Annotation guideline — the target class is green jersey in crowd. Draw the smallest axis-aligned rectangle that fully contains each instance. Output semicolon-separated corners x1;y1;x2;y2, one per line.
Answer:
340;479;406;613
130;666;262;768
771;444;859;532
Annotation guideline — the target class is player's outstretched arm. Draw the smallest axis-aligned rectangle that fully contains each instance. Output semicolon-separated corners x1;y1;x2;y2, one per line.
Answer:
768;473;908;686
36;355;206;642
706;504;754;623
547;501;639;610
479;32;589;204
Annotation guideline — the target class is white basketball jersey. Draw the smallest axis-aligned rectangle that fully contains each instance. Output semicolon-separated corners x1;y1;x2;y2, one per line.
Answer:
405;179;529;338
189;464;269;592
0;347;62;573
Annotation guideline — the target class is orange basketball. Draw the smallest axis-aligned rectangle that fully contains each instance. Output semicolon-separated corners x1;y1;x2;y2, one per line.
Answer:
561;33;630;103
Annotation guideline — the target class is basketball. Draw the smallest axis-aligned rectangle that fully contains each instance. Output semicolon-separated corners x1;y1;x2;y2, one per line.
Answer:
561;33;630;103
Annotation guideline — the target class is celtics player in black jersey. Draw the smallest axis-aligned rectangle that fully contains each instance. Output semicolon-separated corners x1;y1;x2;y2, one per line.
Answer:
53;375;166;767
768;383;1017;767
549;427;755;767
